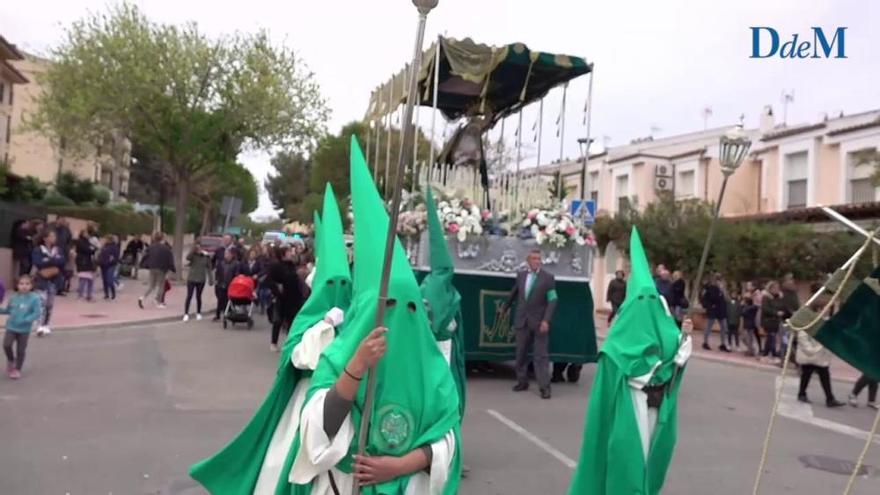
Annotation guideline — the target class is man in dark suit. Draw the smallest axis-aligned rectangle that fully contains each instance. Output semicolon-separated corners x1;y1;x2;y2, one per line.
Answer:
499;249;558;399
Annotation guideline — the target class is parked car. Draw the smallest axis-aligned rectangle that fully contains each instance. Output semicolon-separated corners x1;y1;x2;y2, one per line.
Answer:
198;235;225;255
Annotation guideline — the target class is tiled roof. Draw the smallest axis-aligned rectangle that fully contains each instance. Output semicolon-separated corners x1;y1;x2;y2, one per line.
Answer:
759;123;826;141
730;202;880;223
0;35;24;61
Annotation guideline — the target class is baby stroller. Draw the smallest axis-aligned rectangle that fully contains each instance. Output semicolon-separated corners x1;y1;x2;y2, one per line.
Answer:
118;252;135;278
224;275;255;329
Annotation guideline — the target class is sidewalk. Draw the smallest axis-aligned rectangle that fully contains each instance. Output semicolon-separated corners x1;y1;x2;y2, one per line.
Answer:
41;272;216;330
594;312;862;384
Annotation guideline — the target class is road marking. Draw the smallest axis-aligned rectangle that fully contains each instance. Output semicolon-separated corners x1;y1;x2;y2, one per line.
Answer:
776;376;880;446
486;409;577;469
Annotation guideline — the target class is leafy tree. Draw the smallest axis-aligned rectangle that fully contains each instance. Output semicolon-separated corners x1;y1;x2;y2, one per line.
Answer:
192;159;259;233
31;3;328;265
55;171;96;204
265;151;311;213
3;175;48;203
592;195;870;291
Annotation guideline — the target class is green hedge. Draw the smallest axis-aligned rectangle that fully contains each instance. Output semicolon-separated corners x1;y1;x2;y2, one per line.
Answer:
46;206;154;236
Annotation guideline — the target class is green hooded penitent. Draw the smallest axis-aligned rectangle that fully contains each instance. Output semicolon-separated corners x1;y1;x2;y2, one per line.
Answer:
420;187;467;419
568;227;687;495
294;137;461;494
189;184;352;495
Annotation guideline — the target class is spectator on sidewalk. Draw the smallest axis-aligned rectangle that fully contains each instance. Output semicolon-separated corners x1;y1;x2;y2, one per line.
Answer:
54;218;73;296
654;265;673;306
605;270;626;324
212;234;242;268
781;273;801;364
124;235;145;278
726;288;742;350
741;294;761;357
1;275;43;379
700;273;730;352
138;232;175;310
849;374;878;410
266;245;305;352
11;219;35;277
183;241;213;322
74;230;98;302
213;248;241;322
98;235;121;300
31;230;65;336
670;270;688;323
796;285;844;408
760;281;786;360
239;247;264;281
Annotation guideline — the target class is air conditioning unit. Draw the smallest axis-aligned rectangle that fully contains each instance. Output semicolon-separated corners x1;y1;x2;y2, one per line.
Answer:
655;176;673;191
655;164;673;192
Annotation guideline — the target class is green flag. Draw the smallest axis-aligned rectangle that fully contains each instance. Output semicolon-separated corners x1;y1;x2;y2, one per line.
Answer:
301;137;461;494
420;187;467;419
568;227;686;495
189;184;352;495
810;266;880;381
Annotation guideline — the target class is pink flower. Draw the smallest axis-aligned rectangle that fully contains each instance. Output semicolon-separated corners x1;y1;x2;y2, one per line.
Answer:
565;226;576;236
481;209;491;220
447;223;460;234
527;212;537;220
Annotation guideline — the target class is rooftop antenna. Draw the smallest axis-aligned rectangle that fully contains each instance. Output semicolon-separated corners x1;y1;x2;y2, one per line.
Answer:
702;106;713;130
649;125;662;137
781;90;795;125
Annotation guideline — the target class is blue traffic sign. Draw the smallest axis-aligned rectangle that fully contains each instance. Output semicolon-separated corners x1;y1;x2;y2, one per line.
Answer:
570;199;596;225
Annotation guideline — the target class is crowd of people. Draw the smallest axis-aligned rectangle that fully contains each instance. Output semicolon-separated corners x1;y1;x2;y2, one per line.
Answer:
607;266;878;410
3;216;322;380
178;233;314;353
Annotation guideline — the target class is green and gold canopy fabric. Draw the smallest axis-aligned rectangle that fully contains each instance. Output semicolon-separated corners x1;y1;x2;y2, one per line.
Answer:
365;37;592;124
302;137;461;494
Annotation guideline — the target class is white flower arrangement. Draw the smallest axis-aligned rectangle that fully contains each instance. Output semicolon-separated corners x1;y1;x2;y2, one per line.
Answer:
520;206;596;248
436;198;484;242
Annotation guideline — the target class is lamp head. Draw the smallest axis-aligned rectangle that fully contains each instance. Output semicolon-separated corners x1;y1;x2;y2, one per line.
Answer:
412;0;439;14
719;125;752;176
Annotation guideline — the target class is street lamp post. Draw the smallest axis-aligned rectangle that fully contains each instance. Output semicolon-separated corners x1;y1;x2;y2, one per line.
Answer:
353;1;438;493
577;137;591;203
687;125;752;311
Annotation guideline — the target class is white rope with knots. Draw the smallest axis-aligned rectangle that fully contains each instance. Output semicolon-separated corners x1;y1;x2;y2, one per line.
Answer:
752;228;878;495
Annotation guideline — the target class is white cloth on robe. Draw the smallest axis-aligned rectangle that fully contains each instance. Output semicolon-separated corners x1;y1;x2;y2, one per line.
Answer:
253;377;311;495
627;334;692;461
253;310;344;494
290;388;456;495
292;321;336;371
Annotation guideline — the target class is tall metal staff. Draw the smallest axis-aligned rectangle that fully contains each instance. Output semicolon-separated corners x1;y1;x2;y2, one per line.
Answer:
555;82;568;197
354;2;438;493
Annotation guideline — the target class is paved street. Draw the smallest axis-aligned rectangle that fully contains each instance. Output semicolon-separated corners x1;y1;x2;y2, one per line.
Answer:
1;318;878;495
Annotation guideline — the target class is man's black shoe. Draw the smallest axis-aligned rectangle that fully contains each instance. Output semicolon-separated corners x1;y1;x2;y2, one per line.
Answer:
550;375;565;384
512;382;529;392
540;388;551;399
702;343;711;351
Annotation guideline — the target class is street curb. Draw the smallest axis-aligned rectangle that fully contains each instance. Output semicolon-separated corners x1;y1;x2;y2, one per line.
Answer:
55;307;219;332
596;332;858;385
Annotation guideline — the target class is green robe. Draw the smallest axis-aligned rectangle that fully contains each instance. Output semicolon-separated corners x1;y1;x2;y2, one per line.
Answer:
420;188;467;419
568;227;687;495
291;137;461;494
189;185;352;495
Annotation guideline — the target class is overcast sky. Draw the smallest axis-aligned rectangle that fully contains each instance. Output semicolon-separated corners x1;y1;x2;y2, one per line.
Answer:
3;0;878;217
